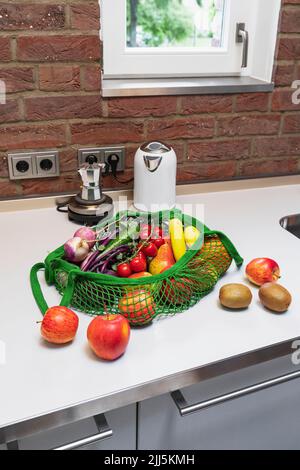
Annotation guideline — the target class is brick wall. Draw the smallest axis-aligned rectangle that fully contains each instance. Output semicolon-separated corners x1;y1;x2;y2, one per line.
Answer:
0;0;299;199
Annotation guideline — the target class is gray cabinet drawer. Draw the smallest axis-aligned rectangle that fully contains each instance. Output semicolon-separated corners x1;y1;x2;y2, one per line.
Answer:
138;356;300;450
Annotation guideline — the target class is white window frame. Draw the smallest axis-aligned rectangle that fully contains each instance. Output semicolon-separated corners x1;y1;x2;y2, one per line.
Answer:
101;0;281;83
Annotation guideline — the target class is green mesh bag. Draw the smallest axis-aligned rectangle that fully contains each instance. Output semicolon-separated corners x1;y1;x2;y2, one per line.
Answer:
30;209;243;326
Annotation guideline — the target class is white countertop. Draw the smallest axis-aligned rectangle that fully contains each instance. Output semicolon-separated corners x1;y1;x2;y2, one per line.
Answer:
1;178;300;436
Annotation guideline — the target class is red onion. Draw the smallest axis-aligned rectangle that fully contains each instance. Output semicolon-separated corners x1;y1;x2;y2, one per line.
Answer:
74;227;96;249
64;237;90;263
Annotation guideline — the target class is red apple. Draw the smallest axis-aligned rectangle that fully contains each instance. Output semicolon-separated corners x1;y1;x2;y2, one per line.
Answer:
246;258;280;286
119;289;155;326
87;314;130;361
41;306;79;344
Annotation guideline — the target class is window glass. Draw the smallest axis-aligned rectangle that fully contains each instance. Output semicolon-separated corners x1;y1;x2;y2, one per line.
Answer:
127;0;226;48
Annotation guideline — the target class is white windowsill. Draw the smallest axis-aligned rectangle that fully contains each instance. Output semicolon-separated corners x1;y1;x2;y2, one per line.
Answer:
102;76;274;98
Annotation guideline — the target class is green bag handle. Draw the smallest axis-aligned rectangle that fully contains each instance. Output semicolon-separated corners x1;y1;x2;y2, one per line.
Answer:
30;262;78;315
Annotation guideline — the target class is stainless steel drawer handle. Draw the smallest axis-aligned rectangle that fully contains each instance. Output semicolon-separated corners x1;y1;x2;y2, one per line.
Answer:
171;370;300;417
54;413;113;451
236;22;249;68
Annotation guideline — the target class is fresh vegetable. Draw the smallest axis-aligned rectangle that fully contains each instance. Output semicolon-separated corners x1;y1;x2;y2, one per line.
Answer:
117;263;132;278
64;237;89;263
129;272;152;279
246;258;280;286
119;289;155;326
152;237;165;249
74;227;96;249
139;224;152;240
219;284;252;309
81;245;132;273
141;242;158;258
130;253;147;273
169;218;187;261
40;307;79;344
87;314;131;360
184;226;201;249
149;243;175;275
259;283;291;313
99;220;139;257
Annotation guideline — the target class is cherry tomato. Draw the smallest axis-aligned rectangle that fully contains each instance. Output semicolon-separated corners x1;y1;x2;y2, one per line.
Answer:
130;255;147;273
142;242;158;258
117;263;132;278
152;237;165;249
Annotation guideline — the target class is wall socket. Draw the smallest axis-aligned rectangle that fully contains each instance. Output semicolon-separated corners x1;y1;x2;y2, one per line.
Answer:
78;146;125;172
8;151;60;180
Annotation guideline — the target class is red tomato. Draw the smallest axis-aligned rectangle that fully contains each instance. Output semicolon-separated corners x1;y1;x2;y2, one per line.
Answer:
117;263;132;278
140;224;152;240
130;255;147;273
142;242;158;258
152;226;163;239
152;237;165;249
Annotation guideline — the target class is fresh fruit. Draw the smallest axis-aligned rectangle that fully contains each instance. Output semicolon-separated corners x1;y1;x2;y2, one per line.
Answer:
163;277;194;305
149;243;175;275
64;237;90;263
151;226;163;239
139;224;152;240
74;227;96;249
152;237;165;249
184;226;201;249
117;263;132;278
259;283;292;313
198;236;231;275
141;242;158;258
130;254;147;273
119;289;155;326
219;284;252;310
129;272;152;279
246;258;280;286
41;306;79;344
169;218;187;261
87;314;130;361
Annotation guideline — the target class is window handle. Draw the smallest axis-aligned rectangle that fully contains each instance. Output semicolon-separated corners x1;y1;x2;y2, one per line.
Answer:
236;23;249;69
171;369;300;417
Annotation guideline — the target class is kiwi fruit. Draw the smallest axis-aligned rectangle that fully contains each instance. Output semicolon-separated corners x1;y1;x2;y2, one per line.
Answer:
259;283;292;313
219;284;253;309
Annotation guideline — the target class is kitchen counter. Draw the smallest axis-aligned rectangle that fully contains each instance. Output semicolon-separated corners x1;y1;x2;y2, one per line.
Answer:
1;176;300;444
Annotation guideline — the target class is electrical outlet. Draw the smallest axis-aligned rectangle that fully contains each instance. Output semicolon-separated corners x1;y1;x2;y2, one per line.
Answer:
8;151;60;180
78;147;125;172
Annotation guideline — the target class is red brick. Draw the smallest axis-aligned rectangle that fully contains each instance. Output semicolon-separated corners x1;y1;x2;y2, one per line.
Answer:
25;95;102;121
272;88;300;110
274;63;295;86
83;65;101;91
284;0;300;3
0;4;65;30
280;8;300;32
278;37;300;60
0;124;67;151
0;100;21;123
147;117;214;140
21;174;80;197
218;115;280;137
17;35;101;62
59;149;78;172
283;113;300;133
39;65;80;91
177;161;236;182
70;2;100;30
107;97;177;118
240;159;298;177
0;179;19;198
253;136;300;157
235;93;269;112
71;121;144;145
188;139;250;162
181;95;232;114
0;67;35;93
0;37;11;61
0;154;8;177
